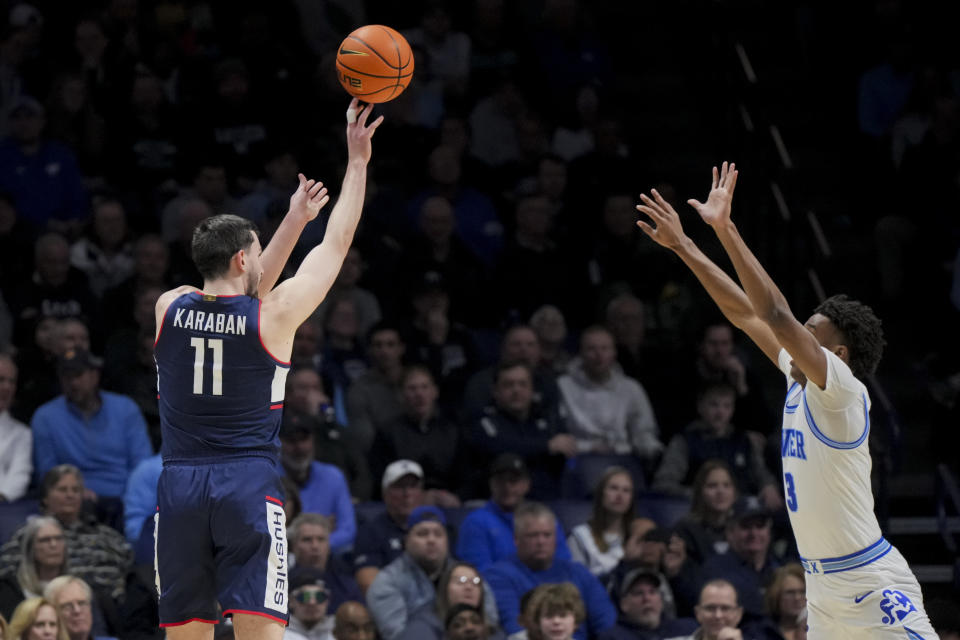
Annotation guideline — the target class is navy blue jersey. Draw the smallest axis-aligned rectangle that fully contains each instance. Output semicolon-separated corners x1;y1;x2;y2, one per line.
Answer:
155;292;290;462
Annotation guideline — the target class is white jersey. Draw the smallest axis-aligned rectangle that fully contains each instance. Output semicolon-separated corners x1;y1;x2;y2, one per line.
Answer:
778;347;883;560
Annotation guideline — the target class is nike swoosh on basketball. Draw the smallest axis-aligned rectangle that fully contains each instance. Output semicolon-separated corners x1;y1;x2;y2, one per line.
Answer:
854;591;874;603
339;47;368;56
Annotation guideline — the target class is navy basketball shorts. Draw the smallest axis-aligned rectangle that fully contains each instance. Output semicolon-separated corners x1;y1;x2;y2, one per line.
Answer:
154;456;290;627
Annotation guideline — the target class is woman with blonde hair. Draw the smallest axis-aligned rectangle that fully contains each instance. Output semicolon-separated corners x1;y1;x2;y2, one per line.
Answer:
6;597;68;640
567;466;636;577
0;517;69;620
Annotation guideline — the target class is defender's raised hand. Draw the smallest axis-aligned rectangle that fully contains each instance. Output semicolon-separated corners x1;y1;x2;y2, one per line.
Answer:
289;173;330;222
345;98;384;165
635;188;689;251
687;161;739;227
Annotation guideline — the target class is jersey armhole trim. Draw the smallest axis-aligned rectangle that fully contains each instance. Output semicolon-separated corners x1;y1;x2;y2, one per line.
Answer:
154;289;201;347
802;391;870;450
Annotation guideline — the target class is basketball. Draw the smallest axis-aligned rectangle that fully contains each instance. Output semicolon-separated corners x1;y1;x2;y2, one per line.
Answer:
336;25;414;104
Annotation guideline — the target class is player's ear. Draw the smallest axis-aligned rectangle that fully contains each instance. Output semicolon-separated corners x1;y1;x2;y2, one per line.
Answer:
833;344;849;363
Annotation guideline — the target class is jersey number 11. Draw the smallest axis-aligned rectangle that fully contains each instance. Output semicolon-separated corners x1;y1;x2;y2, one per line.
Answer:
190;337;223;396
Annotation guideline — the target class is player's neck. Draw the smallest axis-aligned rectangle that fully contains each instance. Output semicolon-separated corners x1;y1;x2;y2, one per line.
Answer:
201;277;248;297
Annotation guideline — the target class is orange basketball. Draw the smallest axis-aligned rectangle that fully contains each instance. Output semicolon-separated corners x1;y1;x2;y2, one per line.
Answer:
336;25;414;104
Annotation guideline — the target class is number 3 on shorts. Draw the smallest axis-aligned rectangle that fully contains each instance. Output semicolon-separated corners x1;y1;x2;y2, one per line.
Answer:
784;472;798;512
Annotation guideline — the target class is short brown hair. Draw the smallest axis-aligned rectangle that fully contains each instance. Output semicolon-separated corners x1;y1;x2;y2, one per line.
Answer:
523;583;585;640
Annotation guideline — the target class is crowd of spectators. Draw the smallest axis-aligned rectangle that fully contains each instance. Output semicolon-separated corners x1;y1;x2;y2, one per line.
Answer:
0;0;958;639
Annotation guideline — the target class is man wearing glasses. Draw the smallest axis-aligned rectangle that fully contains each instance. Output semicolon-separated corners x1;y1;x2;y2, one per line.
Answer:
43;574;116;640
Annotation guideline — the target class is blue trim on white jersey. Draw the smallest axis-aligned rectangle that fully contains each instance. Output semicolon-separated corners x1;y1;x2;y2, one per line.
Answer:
904;627;929;639
784;382;800;414
802;391;870;450
799;537;892;574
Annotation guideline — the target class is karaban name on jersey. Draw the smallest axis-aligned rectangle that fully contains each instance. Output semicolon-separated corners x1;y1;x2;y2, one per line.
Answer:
777;347;882;560
155;292;290;463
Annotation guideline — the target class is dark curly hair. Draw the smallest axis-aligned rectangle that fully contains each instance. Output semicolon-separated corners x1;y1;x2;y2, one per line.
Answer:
814;294;885;380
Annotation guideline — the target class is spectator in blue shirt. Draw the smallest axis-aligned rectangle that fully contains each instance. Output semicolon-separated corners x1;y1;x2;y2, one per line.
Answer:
31;350;153;504
0;96;87;231
280;418;357;552
455;453;571;571
122;452;162;544
483;502;616;640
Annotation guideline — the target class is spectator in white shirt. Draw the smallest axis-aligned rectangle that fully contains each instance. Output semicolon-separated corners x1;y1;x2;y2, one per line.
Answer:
0;353;31;502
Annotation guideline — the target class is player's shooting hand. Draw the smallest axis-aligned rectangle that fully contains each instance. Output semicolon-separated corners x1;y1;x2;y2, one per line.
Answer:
636;189;688;250
289;173;330;222
687;161;739;228
345;98;384;165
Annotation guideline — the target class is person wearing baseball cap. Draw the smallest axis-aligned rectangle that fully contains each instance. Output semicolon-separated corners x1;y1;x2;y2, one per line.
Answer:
698;498;778;626
352;460;425;593
454;453;572;571
598;568;697;640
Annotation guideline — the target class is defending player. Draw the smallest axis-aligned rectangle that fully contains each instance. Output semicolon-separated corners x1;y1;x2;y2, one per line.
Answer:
635;163;937;639
152;99;382;640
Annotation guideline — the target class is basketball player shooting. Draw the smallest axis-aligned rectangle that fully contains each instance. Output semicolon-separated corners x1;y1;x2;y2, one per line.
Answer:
152;98;382;640
635;163;938;639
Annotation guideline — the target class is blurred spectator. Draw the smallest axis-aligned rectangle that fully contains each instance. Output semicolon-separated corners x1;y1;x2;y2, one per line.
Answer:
9;233;97;348
395;195;486;326
492;195;584;324
0;516;67;620
520;582;585;640
443;603;488;640
10;316;62;417
236;144;300;229
44;574;118;640
551;84;600;162
72;17;128;113
468;77;523;170
6;596;67;640
755;564;805;640
100;234;171;336
371;366;462;506
558;326;662;493
696;500;781;626
604;293;670;404
162;195;213;287
284;368;372;502
285;565;336;640
469;362;575;500
466;0;521;100
598;568;698;640
670;579;747;640
461;325;562;423
346;323;406;453
160;162;236;243
403;4;471;99
529;305;571;376
483;502;616;640
352;460;425;593
455;454;572;571
291;319;324;371
0;293;10;353
653;382;781;510
368;506;498;640
319;296;368;404
44;72;106;179
121;453;162;545
69;197;134;298
287;514;363;612
0;353;31;501
31;349;153;504
396;561;503;640
0;96;88;230
312;248;382;339
408;145;503;268
566;116;633;220
672;461;738;566
666;321;774;439
401;273;478;406
332;601;376;640
0;465;133;602
280;418;357;552
567;467;635;577
604;518;685;620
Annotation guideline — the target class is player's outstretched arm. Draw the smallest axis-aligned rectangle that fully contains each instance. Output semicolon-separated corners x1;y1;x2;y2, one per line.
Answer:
256;174;330;297
636;174;781;366
692;162;827;387
265;99;383;330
